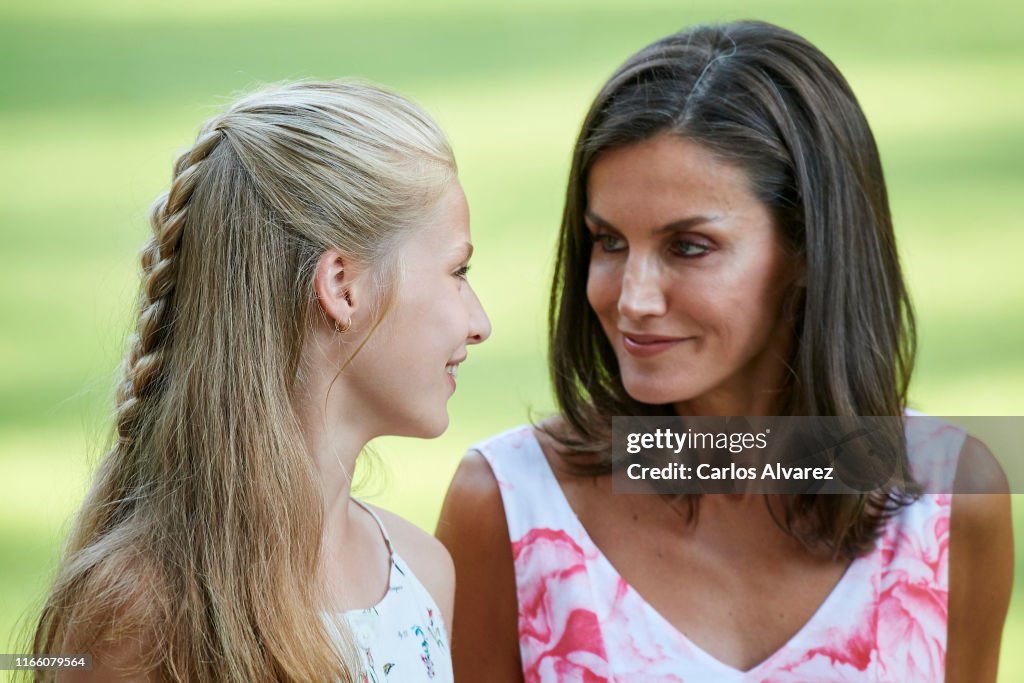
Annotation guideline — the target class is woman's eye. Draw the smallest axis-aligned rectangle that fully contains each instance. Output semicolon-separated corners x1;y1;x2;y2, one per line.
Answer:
672;240;712;257
454;264;471;280
594;234;627;252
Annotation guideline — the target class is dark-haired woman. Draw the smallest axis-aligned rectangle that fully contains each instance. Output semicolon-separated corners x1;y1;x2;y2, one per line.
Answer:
437;21;1012;683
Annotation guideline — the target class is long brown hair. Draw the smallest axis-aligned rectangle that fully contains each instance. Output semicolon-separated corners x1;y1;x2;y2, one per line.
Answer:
546;21;918;558
31;81;455;681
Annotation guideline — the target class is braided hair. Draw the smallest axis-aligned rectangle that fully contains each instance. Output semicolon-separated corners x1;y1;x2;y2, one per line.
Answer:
31;81;456;682
116;127;224;450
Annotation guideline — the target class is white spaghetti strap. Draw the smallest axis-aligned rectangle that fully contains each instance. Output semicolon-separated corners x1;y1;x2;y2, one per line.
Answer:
340;498;453;681
352;498;394;557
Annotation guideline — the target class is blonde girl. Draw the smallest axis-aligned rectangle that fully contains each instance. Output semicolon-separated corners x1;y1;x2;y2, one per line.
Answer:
32;80;490;682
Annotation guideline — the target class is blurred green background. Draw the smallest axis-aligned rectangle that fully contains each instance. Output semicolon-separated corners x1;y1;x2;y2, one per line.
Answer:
2;0;1021;679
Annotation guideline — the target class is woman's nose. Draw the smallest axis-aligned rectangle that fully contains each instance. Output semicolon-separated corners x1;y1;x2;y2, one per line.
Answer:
618;255;667;320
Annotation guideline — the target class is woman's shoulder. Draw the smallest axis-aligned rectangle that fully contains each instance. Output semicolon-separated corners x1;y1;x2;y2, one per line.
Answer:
435;426;535;589
436;439;524;681
436;435;514;543
465;423;536;459
439;421;591;546
948;433;1011;546
902;413;1008;495
463;418;577;477
946;434;1013;681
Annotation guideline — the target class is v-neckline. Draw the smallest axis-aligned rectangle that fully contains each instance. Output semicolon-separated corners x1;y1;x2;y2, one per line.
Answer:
523;427;873;678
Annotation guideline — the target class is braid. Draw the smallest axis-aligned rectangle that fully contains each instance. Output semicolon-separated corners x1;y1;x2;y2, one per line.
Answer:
115;126;224;447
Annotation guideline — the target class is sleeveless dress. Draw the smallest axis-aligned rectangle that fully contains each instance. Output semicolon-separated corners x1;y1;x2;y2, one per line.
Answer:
473;417;963;683
322;501;454;683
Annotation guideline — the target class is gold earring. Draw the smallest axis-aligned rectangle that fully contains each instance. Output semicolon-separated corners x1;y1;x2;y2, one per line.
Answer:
334;318;352;334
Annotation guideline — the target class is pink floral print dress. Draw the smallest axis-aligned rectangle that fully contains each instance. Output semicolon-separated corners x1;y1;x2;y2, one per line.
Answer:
474;416;962;682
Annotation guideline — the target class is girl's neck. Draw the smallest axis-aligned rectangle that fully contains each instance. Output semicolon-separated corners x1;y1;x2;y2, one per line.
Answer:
292;384;368;534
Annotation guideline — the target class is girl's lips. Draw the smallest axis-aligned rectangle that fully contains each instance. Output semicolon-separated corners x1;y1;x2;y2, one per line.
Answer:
621;333;691;358
445;357;464;393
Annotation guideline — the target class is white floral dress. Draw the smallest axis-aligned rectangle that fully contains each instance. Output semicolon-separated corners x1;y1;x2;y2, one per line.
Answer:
323;501;453;683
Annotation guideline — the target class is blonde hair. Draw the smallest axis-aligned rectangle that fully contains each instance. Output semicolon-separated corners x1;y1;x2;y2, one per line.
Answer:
31;81;455;682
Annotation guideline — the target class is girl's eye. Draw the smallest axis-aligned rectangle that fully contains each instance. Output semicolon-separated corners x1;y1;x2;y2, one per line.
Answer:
454;264;471;280
672;239;712;257
594;233;627;252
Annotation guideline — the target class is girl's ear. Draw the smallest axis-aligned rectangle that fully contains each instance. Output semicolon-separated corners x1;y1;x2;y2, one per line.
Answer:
313;249;358;332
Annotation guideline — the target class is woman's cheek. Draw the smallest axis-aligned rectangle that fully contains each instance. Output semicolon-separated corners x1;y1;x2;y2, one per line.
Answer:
586;261;621;313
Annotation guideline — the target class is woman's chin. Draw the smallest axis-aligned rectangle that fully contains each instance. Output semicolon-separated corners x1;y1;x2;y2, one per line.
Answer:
621;377;687;409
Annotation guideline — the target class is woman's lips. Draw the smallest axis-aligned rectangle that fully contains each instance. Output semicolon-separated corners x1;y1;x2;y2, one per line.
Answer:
621;333;692;358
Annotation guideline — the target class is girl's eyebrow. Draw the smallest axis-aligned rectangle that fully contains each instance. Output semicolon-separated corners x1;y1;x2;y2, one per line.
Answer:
585;209;721;234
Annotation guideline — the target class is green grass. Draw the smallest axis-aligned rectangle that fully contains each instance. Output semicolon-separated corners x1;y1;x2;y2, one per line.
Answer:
2;0;1022;680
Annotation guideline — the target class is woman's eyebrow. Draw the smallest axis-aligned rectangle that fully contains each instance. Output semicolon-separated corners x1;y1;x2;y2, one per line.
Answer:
584;209;720;234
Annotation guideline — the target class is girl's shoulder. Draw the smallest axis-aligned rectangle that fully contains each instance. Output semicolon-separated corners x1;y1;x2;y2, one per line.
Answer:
51;550;165;682
360;503;454;627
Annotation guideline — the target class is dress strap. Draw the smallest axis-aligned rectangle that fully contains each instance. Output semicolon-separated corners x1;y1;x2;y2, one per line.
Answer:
472;426;582;542
352;498;394;558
